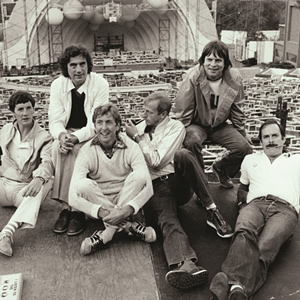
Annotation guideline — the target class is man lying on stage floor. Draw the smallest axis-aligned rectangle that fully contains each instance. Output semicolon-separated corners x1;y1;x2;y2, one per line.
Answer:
69;103;156;255
210;119;300;300
0;91;53;257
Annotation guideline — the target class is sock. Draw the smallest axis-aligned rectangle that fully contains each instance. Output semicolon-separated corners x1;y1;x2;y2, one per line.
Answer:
100;226;117;244
230;284;244;291
206;203;217;210
2;221;23;237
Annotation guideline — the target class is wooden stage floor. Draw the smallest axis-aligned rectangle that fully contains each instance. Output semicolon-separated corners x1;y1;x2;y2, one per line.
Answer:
1;183;300;300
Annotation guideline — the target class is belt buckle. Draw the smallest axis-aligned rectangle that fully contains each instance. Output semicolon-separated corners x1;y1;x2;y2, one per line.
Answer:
160;175;168;181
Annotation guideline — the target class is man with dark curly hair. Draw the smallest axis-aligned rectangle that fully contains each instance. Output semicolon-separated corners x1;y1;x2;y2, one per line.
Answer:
48;45;109;236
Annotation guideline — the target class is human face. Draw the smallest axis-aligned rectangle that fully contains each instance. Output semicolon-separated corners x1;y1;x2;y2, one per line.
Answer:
261;123;285;161
94;112;120;150
142;100;165;127
203;53;225;81
67;55;88;89
14;101;34;128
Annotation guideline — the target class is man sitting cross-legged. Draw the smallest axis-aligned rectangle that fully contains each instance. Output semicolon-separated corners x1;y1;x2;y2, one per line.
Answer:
69;103;155;255
0;91;53;257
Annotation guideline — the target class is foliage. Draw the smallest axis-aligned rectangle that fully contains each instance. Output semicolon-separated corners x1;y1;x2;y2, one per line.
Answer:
205;0;286;39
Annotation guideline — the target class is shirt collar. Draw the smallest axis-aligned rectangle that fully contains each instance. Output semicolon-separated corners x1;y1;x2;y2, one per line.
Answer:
91;134;127;149
66;73;91;94
12;119;37;141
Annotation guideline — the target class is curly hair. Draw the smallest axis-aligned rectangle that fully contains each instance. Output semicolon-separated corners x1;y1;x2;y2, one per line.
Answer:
198;40;232;71
59;45;93;77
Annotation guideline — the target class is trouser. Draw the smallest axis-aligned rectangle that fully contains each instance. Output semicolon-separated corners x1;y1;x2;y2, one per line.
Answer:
145;175;197;267
184;123;253;178
51;137;85;204
70;171;148;219
221;198;298;297
174;148;214;207
0;177;53;228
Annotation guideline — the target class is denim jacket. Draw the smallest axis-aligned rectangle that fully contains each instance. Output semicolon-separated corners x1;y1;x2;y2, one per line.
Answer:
0;120;53;183
175;64;247;136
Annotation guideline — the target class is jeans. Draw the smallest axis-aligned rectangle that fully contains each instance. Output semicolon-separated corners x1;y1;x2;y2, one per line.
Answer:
145;176;197;267
145;148;215;267
221;198;298;297
174;148;214;207
184;123;253;177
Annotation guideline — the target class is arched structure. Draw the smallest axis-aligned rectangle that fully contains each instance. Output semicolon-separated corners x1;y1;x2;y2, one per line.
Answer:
1;0;217;68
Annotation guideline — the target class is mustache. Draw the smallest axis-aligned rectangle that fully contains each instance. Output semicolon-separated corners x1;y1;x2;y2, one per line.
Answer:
266;144;283;148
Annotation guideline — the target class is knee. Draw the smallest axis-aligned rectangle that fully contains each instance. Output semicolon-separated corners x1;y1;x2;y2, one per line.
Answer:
74;178;96;195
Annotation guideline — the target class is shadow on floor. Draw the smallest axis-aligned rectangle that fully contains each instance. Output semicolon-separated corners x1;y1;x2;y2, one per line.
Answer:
148;183;300;300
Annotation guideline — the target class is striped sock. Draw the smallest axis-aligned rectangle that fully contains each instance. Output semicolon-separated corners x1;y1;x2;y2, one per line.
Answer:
2;221;23;237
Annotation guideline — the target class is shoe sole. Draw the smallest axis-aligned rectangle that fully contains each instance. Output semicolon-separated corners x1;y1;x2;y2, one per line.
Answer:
0;248;12;257
212;166;234;189
210;272;230;300
165;269;208;290
53;228;68;234
67;226;86;236
207;220;234;239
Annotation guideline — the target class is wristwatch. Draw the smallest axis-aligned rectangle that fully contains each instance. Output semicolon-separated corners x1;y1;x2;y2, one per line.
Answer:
35;176;45;184
132;133;139;141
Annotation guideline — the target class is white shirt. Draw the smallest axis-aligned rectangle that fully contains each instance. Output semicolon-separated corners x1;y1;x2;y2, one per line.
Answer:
8;130;31;170
136;117;186;180
48;72;109;142
240;151;300;212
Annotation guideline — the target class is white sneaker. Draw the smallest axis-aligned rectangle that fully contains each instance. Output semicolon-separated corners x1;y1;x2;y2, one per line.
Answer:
128;221;157;243
0;232;13;257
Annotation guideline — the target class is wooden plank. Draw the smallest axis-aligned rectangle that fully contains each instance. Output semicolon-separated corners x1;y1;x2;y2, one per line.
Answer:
0;199;158;300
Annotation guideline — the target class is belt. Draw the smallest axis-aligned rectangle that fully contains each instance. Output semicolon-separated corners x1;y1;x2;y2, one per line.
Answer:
254;194;298;216
152;173;174;185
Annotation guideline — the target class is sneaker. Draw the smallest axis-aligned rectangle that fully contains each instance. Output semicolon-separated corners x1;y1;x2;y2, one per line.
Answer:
67;211;86;236
207;208;234;239
0;232;13;257
165;260;208;290
228;286;248;300
212;162;234;189
128;221;157;243
80;230;108;256
53;209;70;233
210;272;230;300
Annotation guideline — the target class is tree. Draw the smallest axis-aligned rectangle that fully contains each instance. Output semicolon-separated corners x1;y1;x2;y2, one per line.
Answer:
205;0;286;40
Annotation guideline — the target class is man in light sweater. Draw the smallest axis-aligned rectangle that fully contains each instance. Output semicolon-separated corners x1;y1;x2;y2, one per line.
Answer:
69;103;155;255
125;92;233;291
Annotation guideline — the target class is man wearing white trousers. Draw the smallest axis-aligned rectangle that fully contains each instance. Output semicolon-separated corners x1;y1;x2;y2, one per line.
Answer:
0;91;53;257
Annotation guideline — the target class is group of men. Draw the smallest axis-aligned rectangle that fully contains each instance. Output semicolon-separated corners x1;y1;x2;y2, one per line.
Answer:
0;41;299;300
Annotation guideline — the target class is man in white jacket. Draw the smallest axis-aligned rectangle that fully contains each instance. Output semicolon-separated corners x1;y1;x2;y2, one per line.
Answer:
48;45;109;236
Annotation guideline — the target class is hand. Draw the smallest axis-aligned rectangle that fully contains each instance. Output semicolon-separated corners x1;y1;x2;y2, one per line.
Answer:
125;120;138;139
58;133;76;154
103;206;134;226
21;178;43;197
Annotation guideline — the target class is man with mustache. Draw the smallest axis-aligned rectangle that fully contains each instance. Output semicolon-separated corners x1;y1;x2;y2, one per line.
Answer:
175;40;252;189
210;119;300;300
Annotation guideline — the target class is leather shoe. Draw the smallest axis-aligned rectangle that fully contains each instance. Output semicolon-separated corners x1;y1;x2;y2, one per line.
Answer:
67;211;86;236
53;209;70;233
